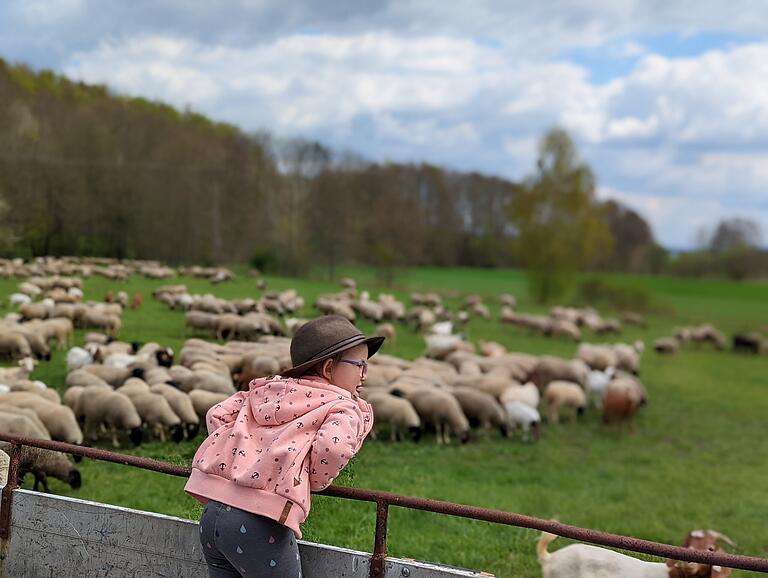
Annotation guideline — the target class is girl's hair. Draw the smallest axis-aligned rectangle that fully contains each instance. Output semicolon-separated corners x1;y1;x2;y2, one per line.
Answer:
300;351;345;378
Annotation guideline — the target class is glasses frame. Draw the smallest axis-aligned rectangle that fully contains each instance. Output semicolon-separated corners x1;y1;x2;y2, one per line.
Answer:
338;358;368;377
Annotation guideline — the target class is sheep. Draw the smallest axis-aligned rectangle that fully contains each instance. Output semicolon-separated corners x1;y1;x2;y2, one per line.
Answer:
548;319;581;341
537;529;733;578
9;292;32;307
149;384;200;439
396;387;470;444
0;332;33;360
188;390;230;420
449;386;508;437
499;382;540;409
83;364;145;387
6;379;61;404
0;357;36;382
0;392;83;444
65;369;112;389
654;337;680;354
74;387;144;447
602;376;647;428
0;443;81;493
577;343;618;371
364;390;421;442
586;367;616;410
0;407;51;439
173;369;235;395
374;322;396;343
613;342;641;375
125;392;183;443
12;327;51;360
503;401;541;442
66;345;97;371
543;381;587;424
533;356;588;390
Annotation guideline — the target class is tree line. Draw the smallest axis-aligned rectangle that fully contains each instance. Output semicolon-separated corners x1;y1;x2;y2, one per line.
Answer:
0;59;764;292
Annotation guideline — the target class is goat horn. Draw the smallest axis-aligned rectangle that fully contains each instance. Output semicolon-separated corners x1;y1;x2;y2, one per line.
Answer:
708;530;737;547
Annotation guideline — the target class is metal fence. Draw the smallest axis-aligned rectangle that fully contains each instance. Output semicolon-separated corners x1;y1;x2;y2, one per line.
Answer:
1;432;767;577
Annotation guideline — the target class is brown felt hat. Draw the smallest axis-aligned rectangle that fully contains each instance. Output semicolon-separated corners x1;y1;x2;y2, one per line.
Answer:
282;315;385;378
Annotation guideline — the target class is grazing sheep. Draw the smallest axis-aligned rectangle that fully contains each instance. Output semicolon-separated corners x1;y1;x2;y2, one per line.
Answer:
602;376;647;427
188;390;230;420
0;443;81;493
83;364;145;387
503;401;541;442
149;384;200;439
543;381;587;424
586;367;616;409
126;392;183;443
0;407;51;439
0;392;83;444
654;337;680;355
0;333;33;360
499;382;540;410
396;387;470;444
374;322;396;343
65;369;112;389
533;356;589;390
75;387;144;447
449;386;508;437
365;390;421;442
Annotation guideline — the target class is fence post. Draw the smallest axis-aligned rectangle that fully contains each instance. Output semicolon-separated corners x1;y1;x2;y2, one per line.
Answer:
0;443;22;540
370;499;389;578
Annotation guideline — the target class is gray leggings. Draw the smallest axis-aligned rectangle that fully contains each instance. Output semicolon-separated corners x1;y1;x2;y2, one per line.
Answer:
199;500;302;578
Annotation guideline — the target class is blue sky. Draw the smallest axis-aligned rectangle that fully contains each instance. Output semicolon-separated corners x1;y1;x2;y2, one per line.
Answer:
1;1;767;249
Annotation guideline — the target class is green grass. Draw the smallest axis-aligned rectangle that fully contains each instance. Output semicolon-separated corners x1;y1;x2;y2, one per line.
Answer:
1;267;767;577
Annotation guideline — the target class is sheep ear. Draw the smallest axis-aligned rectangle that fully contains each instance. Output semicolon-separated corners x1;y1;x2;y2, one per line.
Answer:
708;530;736;548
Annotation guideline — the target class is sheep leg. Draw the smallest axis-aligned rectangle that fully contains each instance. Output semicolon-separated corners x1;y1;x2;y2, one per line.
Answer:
111;427;120;448
158;425;166;443
33;472;49;493
435;423;444;445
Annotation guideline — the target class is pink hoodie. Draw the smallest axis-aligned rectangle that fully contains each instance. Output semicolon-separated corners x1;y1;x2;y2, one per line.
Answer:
184;375;373;538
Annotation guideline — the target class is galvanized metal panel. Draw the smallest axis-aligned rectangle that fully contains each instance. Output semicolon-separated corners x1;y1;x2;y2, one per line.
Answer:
0;490;490;577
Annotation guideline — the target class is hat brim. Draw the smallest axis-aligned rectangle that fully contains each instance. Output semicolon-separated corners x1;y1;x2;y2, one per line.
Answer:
282;335;385;379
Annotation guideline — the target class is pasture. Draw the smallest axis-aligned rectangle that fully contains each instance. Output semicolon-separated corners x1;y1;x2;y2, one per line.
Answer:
1;267;767;577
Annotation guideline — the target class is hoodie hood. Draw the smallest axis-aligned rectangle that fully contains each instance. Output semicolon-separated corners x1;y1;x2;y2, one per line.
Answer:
248;376;356;427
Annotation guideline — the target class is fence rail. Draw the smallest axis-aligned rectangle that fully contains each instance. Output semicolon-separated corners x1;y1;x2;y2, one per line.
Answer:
1;432;767;577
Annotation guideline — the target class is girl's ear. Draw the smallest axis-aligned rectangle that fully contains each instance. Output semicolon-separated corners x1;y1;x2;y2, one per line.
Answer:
321;359;334;380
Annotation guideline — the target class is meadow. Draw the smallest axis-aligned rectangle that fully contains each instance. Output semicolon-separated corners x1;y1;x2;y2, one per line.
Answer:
1;267;767;577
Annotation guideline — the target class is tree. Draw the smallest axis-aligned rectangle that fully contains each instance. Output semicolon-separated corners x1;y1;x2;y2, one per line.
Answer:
708;217;762;253
507;128;613;302
598;200;656;272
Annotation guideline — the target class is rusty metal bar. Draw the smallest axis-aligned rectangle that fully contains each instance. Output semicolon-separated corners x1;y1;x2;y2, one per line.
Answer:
1;433;767;573
0;443;22;539
370;500;389;578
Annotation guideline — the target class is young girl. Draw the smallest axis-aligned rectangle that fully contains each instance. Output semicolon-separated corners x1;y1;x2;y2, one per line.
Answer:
185;315;383;577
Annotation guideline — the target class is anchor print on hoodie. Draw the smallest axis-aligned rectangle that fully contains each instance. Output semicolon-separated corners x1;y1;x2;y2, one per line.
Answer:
185;376;373;538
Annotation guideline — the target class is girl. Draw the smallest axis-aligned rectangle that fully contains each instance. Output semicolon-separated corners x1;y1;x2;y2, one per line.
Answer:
185;315;382;577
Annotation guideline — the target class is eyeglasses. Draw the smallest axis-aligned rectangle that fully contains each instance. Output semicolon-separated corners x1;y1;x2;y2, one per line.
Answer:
339;359;368;377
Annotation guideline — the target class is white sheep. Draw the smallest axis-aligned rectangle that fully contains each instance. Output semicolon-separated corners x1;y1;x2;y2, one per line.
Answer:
149;384;200;439
397;387;470;445
500;382;540;409
503;401;541;442
0;392;83;444
9;293;32;307
365;390;421;442
74;386;144;447
586;367;616;409
543;381;587;424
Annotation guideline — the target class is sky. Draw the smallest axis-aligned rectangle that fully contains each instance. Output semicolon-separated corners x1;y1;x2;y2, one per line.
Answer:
1;1;768;249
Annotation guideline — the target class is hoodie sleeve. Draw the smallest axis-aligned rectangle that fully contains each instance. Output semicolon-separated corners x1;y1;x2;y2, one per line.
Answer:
309;399;374;491
205;391;248;434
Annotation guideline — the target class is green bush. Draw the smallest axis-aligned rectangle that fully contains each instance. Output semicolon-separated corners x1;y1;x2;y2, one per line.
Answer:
576;277;652;311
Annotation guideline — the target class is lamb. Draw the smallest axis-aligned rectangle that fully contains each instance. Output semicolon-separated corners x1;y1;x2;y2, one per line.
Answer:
0;357;36;382
537;529;733;578
543;381;587;424
9;292;32;307
503;400;541;442
374;322;396;343
66;345;100;371
586;367;616;409
395;387;470;444
499;382;540;409
149;384;200;439
0;392;83;444
0;443;81;493
74;386;144;447
364;390;421;442
449;386;508;437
